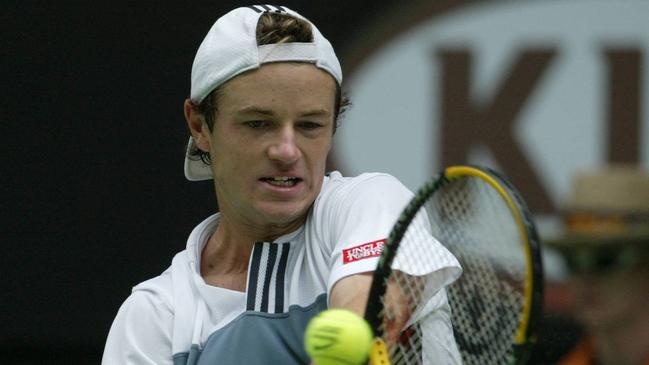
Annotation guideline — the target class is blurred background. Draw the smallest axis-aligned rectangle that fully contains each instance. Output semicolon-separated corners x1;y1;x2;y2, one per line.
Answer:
2;0;647;364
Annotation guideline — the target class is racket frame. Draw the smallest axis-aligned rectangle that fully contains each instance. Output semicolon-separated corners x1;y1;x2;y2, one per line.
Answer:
364;165;543;365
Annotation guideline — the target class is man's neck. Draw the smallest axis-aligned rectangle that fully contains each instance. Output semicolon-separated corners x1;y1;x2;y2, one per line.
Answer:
198;213;303;291
201;217;255;276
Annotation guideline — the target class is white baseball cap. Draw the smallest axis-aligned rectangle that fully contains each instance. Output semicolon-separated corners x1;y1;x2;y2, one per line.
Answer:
184;5;343;181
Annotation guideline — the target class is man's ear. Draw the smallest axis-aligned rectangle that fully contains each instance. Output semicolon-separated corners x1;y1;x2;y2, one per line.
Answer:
184;99;210;152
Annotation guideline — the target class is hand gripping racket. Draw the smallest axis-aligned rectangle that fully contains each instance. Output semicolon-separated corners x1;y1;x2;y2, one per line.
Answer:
364;165;543;365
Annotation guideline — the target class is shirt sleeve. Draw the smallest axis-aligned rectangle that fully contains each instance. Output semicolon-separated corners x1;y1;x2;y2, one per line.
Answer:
102;289;174;365
322;173;414;293
322;173;461;300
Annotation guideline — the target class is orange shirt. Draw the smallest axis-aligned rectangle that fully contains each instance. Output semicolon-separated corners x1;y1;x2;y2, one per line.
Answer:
558;338;649;365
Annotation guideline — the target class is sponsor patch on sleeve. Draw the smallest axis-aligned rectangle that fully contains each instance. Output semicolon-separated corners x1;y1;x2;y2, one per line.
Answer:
342;239;386;264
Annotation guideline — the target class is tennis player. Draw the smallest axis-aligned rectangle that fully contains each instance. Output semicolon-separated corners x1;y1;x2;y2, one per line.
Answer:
548;165;649;365
102;5;461;364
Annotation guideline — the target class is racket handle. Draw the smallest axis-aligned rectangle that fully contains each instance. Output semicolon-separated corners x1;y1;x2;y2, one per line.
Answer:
368;338;391;365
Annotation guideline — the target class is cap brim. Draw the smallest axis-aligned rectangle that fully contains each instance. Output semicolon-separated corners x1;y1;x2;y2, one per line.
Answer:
184;137;213;181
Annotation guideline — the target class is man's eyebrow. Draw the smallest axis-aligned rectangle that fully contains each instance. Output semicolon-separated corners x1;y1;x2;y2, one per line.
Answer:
237;106;274;115
237;106;331;117
301;109;330;117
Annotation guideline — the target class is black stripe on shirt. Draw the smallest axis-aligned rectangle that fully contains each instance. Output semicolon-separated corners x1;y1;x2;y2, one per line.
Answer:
246;242;264;311
260;243;278;313
274;243;290;313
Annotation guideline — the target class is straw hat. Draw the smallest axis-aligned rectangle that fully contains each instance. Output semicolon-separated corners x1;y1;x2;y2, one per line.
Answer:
546;165;649;266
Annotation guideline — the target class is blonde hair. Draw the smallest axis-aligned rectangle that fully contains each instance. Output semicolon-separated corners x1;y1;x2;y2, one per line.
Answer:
256;12;313;45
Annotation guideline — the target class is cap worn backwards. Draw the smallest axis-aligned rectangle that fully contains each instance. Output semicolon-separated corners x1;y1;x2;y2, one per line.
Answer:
184;5;342;181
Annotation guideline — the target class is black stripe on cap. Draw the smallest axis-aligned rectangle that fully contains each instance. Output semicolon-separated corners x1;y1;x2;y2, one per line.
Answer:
269;5;287;12
249;4;286;13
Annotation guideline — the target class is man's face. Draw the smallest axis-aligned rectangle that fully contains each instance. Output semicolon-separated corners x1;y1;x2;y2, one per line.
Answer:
202;63;336;235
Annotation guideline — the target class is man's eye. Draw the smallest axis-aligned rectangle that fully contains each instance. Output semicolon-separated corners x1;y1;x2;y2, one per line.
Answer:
245;120;268;129
299;121;323;130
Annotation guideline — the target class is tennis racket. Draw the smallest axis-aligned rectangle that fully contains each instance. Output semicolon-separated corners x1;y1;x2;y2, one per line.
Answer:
364;165;543;365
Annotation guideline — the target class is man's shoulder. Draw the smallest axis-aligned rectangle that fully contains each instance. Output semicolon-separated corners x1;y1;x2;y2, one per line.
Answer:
131;266;174;305
319;171;410;203
130;249;191;308
322;171;405;193
310;171;412;225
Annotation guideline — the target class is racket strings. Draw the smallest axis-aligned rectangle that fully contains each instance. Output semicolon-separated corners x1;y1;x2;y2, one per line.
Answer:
434;177;526;364
378;204;455;363
377;175;528;364
383;272;426;364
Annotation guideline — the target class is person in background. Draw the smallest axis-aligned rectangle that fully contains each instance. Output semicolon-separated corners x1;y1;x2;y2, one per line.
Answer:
547;164;649;365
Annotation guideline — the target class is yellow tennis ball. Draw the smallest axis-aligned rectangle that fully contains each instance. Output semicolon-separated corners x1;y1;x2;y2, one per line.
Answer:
304;309;374;365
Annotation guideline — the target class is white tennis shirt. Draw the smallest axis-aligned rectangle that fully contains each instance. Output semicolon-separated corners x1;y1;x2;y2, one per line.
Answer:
102;172;462;364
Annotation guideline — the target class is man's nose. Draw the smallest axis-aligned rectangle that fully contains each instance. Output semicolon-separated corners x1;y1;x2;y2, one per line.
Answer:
267;126;301;164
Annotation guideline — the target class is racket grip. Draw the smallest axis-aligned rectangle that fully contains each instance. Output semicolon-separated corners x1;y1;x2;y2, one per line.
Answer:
368;338;391;365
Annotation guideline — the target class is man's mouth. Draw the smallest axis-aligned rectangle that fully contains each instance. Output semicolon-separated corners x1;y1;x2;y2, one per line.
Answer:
261;176;302;187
